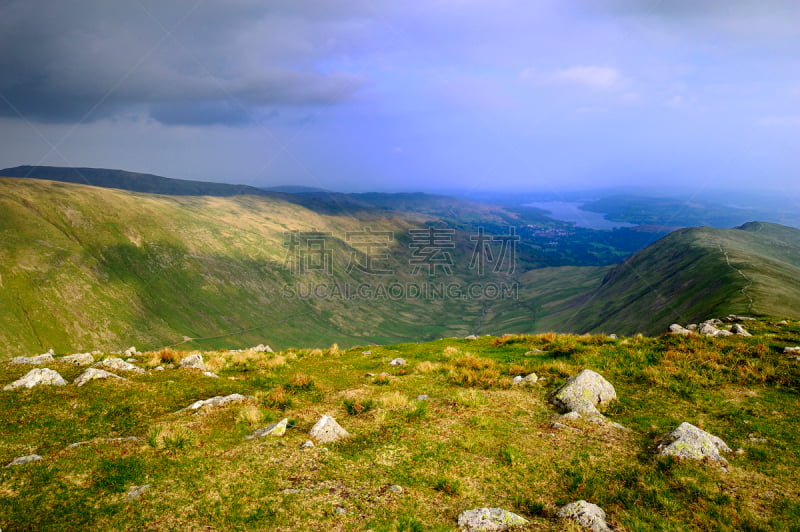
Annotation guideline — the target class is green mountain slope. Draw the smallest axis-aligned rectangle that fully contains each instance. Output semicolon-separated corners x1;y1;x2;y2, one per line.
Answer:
550;222;800;335
1;178;581;356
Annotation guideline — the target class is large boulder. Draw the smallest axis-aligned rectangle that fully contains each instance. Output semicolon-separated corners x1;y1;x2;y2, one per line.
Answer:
251;344;274;353
457;508;528;531
550;369;617;415
73;368;125;387
4;368;67;390
178;354;205;370
11;350;55;365
731;324;752;337
557;500;612;532
309;415;350;443
657;422;731;464
698;323;733;338
61;353;95;365
94;358;145;373
668;324;692;335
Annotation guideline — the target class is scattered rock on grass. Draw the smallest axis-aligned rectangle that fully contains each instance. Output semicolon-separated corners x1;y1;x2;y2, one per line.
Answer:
731;324;752;336
784;346;800;354
309;415;350;443
94;358;145;373
124;347;138;356
512;373;538;385
251;344;273;353
657;422;731;464
457;507;529;531
698;323;733;337
5;454;43;467
669;324;692;335
550;369;616;415
11;350;55;365
126;484;150;501
300;440;315;449
389;358;407;366
62;353;95;365
179;353;205;370
73;368;125;387
185;394;249;411
247;418;288;439
557;500;612;532
4;368;67;390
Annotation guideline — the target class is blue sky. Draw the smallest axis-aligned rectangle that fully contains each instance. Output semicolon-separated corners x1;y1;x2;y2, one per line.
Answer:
0;0;798;194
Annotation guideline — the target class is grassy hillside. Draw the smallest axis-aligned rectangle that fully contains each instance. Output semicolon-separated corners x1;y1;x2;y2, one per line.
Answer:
550;222;800;335
1;178;598;356
1;320;798;530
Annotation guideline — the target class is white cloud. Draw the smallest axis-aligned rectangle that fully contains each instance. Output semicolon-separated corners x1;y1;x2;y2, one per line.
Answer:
552;66;622;89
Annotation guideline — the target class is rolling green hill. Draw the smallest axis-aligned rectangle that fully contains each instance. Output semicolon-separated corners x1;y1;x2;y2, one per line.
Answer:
1;178;592;357
550;222;800;335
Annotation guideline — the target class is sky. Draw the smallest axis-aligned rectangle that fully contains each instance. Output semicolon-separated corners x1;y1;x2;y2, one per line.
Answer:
0;0;798;194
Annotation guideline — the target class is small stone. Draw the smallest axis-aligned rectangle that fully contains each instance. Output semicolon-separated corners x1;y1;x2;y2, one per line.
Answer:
4;368;67;390
126;484;150;501
457;507;528;531
61;353;95;365
525;349;545;354
247;418;289;439
608;334;617;339
362;350;372;355
300;440;315;449
153;366;165;371
560;411;582;420
557;500;611;532
417;394;429;401
731;324;752;336
124;346;138;356
5;454;43;467
335;506;347;515
465;335;479;340
669;323;692;335
365;373;376;377
735;448;745;455
202;371;219;378
73;368;125;387
389;358;407;366
512;375;523;385
746;433;767;443
389;484;404;494
309;415;350;443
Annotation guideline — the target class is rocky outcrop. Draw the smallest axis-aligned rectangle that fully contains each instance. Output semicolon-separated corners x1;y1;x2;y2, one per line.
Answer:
94;358;145;373
185;394;249;411
457;508;528;531
11;350;55;365
669;323;692;335
4;368;67;390
73;368;125;387
557;500;612;531
61;353;95;365
5;454;43;467
251;344;273;353
550;369;616;415
657;422;731;464
309;415;350;443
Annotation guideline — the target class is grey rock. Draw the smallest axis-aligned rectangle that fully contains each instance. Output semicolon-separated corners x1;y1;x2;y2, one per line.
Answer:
11;351;55;365
513;373;537;385
6;454;43;467
657;422;731;463
389;358;407;366
560;411;582;420
746;433;767;443
202;371;219;378
4;368;67;390
557;500;612;532
417;394;429;401
309;415;350;443
465;335;479;340
457;507;528;531
94;357;145;373
247;418;288;439
550;369;617;415
126;484;150;501
362;350;372;355
61;353;95;365
124;346;138;356
525;349;545;354
784;346;800;354
608;334;617;339
179;354;205;370
185;393;249;411
73;368;125;387
335;506;347;515
669;323;692;335
687;324;698;331
365;373;376;377
512;375;523;385
300;440;315;449
251;344;274;353
731;324;752;336
389;484;404;494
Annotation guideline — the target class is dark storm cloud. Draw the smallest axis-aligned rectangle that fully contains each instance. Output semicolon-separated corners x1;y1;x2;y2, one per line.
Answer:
0;0;368;125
